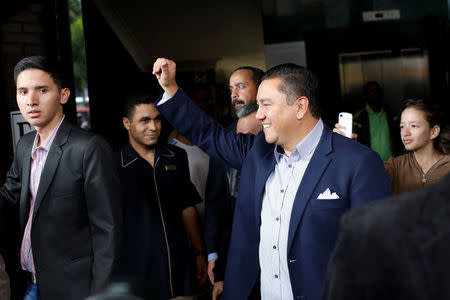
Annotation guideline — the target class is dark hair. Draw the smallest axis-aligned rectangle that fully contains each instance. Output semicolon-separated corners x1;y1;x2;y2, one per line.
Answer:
232;66;265;87
236;101;259;119
362;81;382;95
262;63;320;118
14;56;67;88
123;90;162;118
403;98;449;154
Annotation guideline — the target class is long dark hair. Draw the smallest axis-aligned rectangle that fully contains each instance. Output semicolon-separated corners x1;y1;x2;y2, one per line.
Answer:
402;98;449;154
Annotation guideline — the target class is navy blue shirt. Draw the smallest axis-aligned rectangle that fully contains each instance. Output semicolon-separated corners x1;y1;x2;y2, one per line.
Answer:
116;142;201;299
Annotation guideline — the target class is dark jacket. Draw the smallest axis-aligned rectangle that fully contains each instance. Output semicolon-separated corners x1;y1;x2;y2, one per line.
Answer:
0;254;9;300
0;119;122;300
353;104;402;157
211;188;236;283
203;158;231;256
322;173;450;300
157;88;392;300
117;142;201;299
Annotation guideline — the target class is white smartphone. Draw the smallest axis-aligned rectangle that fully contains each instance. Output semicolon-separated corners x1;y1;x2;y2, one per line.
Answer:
338;112;353;138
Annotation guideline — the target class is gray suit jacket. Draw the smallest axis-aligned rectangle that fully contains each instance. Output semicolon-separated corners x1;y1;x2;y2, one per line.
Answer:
0;119;122;300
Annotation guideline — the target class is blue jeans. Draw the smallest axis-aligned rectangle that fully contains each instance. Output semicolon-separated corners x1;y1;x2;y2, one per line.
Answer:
23;283;41;300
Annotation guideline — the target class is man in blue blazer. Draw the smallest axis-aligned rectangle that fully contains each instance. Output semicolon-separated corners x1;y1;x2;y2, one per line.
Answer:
152;58;392;300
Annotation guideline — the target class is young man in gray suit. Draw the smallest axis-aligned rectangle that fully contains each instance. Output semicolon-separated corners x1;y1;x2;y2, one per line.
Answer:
0;56;122;300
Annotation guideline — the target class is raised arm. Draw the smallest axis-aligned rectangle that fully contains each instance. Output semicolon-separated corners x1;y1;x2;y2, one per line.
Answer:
152;58;256;170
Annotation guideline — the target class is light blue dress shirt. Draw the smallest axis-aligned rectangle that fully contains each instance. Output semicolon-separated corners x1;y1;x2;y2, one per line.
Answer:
259;119;323;300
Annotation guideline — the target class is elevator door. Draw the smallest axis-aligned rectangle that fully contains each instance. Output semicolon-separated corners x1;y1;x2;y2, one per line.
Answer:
338;49;430;116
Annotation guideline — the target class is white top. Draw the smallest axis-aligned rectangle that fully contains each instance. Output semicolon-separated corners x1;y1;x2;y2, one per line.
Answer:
169;138;210;218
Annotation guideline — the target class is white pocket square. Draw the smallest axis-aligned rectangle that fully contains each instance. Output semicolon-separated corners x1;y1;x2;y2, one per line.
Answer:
317;188;340;200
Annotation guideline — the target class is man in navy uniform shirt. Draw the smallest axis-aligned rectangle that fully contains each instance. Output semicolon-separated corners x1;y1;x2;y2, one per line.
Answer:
116;92;207;299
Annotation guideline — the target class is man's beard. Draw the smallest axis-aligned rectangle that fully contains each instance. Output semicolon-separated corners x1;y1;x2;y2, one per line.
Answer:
235;101;258;118
232;99;245;111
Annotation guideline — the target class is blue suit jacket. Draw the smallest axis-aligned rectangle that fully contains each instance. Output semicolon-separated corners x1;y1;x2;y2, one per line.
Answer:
157;89;392;300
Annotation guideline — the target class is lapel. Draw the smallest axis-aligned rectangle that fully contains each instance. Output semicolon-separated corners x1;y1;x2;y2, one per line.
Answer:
31;120;71;224
287;126;332;251
19;136;34;228
254;147;277;225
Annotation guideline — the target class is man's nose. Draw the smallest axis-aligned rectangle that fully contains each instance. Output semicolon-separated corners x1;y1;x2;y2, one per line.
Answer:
231;88;238;100
255;107;264;120
26;91;39;106
148;120;157;130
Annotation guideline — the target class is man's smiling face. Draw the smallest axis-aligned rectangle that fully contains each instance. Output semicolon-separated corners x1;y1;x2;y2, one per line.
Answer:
256;78;299;151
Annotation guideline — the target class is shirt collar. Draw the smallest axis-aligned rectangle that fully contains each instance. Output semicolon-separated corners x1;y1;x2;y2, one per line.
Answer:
31;115;65;154
121;141;141;167
121;142;175;167
274;119;324;163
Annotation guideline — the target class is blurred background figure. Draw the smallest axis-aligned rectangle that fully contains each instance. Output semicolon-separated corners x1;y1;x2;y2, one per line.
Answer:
321;173;450;300
352;81;401;162
77;112;91;130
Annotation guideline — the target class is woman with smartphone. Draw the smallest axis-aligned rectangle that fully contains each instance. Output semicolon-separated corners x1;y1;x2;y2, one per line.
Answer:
335;98;449;195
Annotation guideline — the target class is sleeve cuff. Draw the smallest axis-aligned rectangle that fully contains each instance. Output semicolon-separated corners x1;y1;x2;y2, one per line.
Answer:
208;252;219;261
157;92;170;105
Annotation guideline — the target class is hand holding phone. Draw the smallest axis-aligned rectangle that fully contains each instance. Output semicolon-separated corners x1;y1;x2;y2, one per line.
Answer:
338;112;353;138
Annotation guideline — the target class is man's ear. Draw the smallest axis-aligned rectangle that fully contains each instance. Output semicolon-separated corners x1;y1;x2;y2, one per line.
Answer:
122;117;131;131
60;88;70;104
295;96;309;120
430;125;440;140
